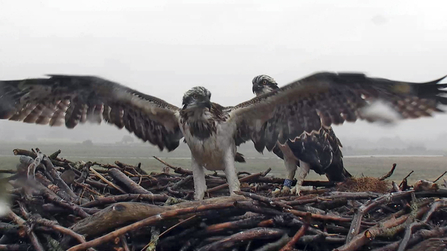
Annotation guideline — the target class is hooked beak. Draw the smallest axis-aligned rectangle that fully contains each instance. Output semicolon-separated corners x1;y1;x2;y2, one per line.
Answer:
195;98;211;110
202;100;212;110
182;99;211;111
252;83;261;95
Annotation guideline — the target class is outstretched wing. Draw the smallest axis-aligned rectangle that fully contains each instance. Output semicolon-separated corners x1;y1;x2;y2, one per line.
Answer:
0;75;183;151
230;72;447;152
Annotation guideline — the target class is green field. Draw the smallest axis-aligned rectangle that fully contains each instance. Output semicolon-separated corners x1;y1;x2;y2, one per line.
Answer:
1;142;446;184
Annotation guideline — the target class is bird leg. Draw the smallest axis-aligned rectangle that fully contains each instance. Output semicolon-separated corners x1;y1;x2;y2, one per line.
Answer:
291;160;311;195
272;153;297;196
282;156;298;193
224;150;240;195
192;158;207;200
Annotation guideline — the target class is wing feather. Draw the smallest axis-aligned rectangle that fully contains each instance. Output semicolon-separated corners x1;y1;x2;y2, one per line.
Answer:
0;75;183;151
230;72;447;152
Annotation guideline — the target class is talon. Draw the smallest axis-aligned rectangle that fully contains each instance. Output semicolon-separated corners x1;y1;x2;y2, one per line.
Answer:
292;185;313;195
272;185;292;197
282;186;291;194
291;185;301;195
272;188;281;196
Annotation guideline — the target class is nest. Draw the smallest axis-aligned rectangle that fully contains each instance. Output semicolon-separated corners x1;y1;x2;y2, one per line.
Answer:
337;177;390;193
0;148;446;251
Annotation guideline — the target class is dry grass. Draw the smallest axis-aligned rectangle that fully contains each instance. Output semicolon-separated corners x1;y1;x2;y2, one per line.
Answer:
337;177;390;193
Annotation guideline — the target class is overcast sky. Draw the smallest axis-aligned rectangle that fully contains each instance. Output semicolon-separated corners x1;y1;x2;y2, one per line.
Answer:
1;0;447;144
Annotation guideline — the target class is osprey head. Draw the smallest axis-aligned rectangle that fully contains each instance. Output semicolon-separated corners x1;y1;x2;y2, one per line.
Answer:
182;86;212;110
252;75;279;96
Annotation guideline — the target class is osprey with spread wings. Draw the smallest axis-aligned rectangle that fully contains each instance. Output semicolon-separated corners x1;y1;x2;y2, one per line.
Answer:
1;72;446;199
252;74;351;195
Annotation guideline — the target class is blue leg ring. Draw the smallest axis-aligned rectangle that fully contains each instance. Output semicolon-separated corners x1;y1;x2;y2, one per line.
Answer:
283;179;293;188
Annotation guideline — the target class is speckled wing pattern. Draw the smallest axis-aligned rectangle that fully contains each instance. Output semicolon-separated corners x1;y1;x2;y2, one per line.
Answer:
230;72;447;152
0;75;183;151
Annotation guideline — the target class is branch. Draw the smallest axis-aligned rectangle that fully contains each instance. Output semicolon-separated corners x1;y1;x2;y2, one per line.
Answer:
42;156;78;201
26;150;43;180
345;191;413;243
336;203;430;251
7;210;45;251
80;194;171;208
378;163;397;181
89;167;126;194
433;171;447;183
197;228;285;251
280;218;309;251
207;168;271;193
67;200;237;251
153;156;193;175
108;168;152;194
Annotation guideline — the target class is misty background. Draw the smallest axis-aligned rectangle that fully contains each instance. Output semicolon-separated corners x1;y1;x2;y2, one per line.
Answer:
1;0;447;157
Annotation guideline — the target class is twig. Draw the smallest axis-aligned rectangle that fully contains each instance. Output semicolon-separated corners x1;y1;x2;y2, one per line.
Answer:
234;191;292;209
153;156;193;175
27;150;43;180
34;217;87;245
89;167;126;194
115;161;148;175
254;234;290;251
378;163;397;181
345;191;413;243
7;210;45;251
160;215;196;238
81;194;170;208
197;215;267;236
399;171;414;188
34;180;91;218
207;168;271;193
336;203;430;251
421;199;447;223
13;148;71;167
372;226;447;251
108;168;152;194
392;181;401;192
73;182;103;197
48;150;61;159
141;215;197;251
197;228;285;251
120;235;130;251
280;217;309;251
287;208;351;222
67;201;236;251
234;201;287;217
433;171;447;183
397;222;427;251
42;156;79;201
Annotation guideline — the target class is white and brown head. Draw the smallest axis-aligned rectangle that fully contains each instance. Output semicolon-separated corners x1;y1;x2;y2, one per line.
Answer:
252;75;279;96
182;86;212;110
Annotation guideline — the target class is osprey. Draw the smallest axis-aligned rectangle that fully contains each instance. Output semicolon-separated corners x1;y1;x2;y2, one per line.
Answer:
0;72;446;200
252;75;351;195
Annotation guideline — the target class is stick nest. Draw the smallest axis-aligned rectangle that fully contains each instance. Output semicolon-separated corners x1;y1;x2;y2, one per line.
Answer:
0;147;446;251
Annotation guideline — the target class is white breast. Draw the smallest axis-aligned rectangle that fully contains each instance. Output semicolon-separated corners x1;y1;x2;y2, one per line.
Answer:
182;122;236;171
